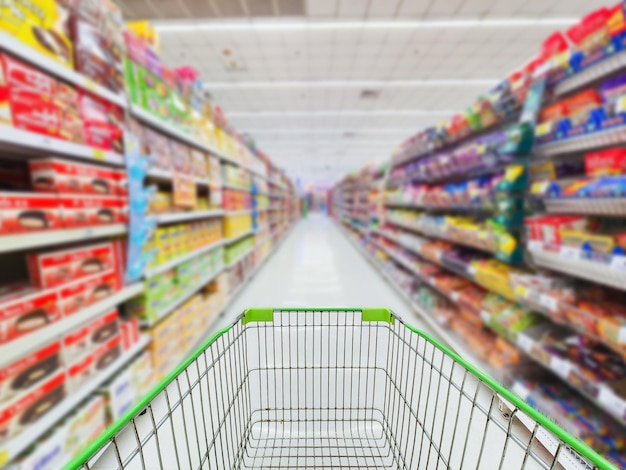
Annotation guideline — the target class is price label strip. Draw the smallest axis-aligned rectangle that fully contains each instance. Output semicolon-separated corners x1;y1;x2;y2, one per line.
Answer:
517;333;535;354
598;386;626;420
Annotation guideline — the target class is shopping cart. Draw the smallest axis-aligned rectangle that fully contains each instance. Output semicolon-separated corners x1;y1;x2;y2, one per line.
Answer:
68;309;616;470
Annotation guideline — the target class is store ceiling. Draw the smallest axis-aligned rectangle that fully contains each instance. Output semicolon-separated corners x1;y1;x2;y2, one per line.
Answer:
121;0;607;185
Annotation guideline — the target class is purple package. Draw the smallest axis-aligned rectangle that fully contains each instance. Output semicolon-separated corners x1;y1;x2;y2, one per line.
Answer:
145;49;163;78
600;73;626;104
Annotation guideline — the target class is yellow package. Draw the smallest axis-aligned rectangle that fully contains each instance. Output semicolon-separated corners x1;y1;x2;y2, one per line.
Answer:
0;0;73;68
559;229;587;248
155;228;171;263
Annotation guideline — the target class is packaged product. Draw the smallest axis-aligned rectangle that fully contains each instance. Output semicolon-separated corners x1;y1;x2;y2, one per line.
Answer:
0;192;62;233
27;242;115;288
0;341;63;404
585;148;626;176
58;270;119;315
9;424;70;470
0;0;73;68
29;158;120;195
0;288;62;342
0;372;66;441
79;93;124;152
64;395;106;457
59;194;127;227
0;54;59;137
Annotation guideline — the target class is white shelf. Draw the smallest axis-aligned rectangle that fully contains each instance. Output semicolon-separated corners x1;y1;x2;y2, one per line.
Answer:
226;248;254;268
130;105;240;166
154;209;224;224
554;50;626;97
146;168;208;186
224;230;254;244
225;209;253;216
140;266;224;328
222;182;251;191
0;125;124;166
0;335;150;463
0;31;126;108
144;239;225;278
0;283;143;368
536;124;626;156
0;224;127;254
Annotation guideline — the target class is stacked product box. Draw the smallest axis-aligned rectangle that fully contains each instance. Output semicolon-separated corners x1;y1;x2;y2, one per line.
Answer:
127;246;224;324
143;220;222;270
0;309;141;444
0;242;125;343
224;237;254;266
223;214;252;239
0;53;124;150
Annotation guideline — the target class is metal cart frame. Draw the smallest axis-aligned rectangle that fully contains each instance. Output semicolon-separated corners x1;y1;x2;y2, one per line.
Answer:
68;309;617;470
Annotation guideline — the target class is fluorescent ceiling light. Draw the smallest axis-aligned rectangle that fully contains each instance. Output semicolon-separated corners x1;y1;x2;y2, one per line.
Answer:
246;128;415;134
205;79;496;89
229;110;455;117
155;18;578;33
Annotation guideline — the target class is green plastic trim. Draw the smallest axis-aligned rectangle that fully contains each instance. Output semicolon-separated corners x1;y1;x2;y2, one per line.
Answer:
242;308;274;324
361;308;394;324
401;322;618;470
63;324;234;470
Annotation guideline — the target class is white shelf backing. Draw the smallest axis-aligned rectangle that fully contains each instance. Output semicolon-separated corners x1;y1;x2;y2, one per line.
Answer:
0;224;127;254
0;283;144;368
144;239;225;278
146;168;208;186
0;335;150;464
0;31;126;108
554;50;626;97
224;230;254;245
130;105;239;166
140;266;225;328
0;125;124;165
154;209;224;224
536;124;626;157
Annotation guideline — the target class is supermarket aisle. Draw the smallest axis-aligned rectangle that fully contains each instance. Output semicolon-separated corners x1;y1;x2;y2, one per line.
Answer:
213;212;432;334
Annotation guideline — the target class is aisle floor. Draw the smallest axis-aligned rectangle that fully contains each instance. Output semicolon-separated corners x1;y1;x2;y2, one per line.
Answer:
213;212;433;335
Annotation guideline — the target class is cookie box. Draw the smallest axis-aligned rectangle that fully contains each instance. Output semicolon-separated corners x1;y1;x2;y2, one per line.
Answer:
119;317;139;351
98;367;134;422
8;422;70;470
58;270;119;315
27;242;115;288
0;0;73;68
62;309;119;364
0;192;62;233
64;395;107;458
60;195;126;227
72;18;124;93
67;334;122;393
0;288;61;342
0;341;63;404
29;158;120;195
0;372;66;442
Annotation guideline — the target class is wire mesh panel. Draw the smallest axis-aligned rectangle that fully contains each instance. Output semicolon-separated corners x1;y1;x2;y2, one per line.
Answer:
72;309;616;470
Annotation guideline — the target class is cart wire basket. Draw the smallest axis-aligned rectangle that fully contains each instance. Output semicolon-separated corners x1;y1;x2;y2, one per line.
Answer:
68;309;616;470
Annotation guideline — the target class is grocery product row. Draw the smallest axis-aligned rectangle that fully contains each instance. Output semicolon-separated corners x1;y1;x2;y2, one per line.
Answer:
331;3;626;468
0;2;301;468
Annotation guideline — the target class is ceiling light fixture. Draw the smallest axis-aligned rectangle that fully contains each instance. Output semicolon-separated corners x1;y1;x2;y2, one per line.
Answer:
228;109;456;117
154;18;579;33
204;79;497;89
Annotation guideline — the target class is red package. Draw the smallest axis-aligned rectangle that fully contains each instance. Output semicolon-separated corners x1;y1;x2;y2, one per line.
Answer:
0;372;65;441
29;158;119;195
59;270;119;315
88;309;120;348
27;242;115;288
0;341;63;404
55;82;84;144
0;54;60;138
538;215;587;245
63;322;92;365
67;352;94;392
60;195;126;227
0;289;62;343
79;93;124;153
91;334;122;374
113;169;128;197
585;148;626;176
0;192;62;233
